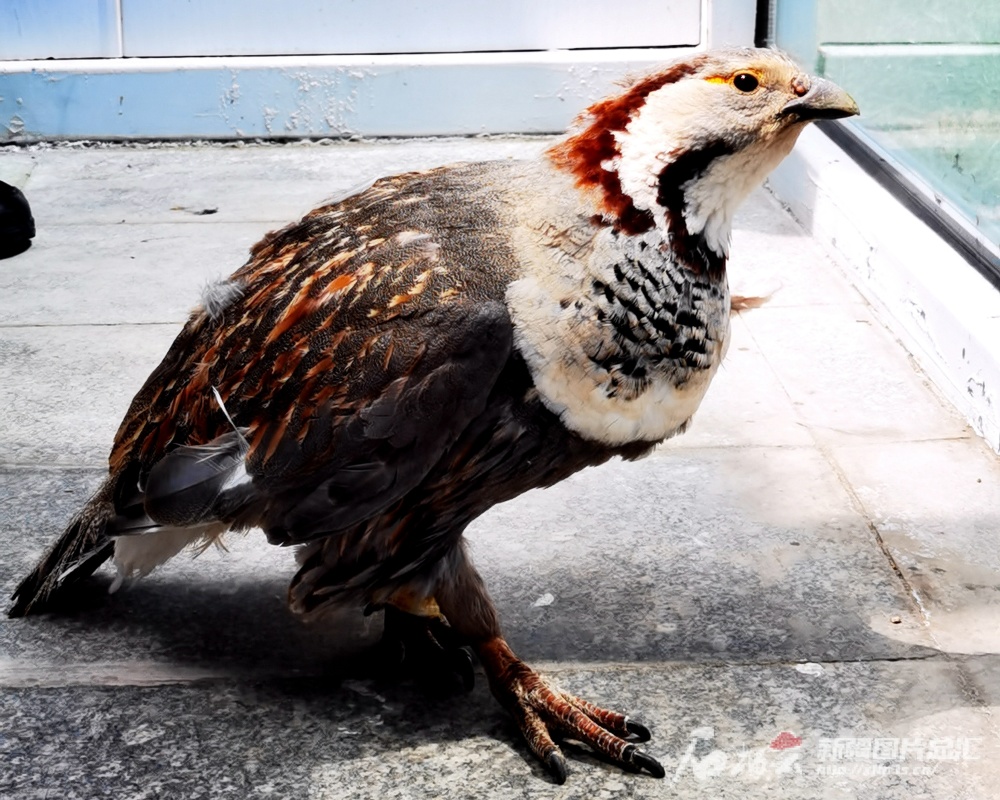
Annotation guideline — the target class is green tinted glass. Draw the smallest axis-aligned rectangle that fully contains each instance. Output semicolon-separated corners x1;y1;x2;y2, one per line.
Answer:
774;1;1000;250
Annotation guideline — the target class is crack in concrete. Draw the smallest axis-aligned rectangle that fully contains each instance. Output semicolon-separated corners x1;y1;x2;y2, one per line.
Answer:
739;312;933;627
0;652;957;690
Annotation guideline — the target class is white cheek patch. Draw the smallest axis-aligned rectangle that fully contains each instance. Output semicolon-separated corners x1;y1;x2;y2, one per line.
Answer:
612;81;715;231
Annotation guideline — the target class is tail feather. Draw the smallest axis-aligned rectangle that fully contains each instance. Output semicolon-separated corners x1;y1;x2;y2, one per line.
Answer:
8;480;117;617
10;416;255;617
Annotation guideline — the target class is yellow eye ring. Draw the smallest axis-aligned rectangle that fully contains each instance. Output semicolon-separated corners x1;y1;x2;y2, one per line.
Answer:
733;72;760;93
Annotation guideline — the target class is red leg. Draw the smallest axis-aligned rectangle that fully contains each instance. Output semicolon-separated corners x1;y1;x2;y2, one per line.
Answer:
436;544;664;783
476;637;664;783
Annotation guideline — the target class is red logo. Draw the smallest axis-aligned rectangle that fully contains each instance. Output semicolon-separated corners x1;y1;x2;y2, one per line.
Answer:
770;732;803;750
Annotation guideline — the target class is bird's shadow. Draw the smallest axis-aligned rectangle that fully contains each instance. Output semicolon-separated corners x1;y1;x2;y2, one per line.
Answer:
5;572;594;783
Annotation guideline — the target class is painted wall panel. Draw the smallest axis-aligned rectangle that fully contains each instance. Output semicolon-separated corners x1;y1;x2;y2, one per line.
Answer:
0;50;696;141
0;0;121;60
0;1;766;140
120;0;700;57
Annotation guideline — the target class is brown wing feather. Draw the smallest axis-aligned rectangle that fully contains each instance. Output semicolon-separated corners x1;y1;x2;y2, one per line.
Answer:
9;163;524;614
108;164;521;542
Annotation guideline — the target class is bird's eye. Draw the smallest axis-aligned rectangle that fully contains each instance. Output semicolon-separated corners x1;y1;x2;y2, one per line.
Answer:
733;73;759;93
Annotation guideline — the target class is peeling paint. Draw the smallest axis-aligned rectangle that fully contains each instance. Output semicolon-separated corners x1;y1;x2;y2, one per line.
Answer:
261;105;277;135
965;371;996;423
223;74;240;106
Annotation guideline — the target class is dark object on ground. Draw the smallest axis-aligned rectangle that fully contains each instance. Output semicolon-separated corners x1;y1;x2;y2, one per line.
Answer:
0;180;36;259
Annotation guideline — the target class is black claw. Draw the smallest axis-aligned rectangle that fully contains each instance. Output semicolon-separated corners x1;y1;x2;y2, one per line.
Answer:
625;718;652;742
450;647;476;693
545;751;568;784
629;749;666;779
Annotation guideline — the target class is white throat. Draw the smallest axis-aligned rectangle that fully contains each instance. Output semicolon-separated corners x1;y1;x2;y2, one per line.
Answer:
679;151;756;257
681;137;798;256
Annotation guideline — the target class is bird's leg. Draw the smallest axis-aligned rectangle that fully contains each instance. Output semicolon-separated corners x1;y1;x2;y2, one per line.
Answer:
436;544;665;784
371;587;475;692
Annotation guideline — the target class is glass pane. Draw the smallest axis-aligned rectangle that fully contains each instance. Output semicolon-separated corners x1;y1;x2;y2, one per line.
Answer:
774;1;1000;253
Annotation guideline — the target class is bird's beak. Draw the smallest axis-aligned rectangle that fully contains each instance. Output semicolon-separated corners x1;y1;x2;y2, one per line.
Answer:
780;77;859;121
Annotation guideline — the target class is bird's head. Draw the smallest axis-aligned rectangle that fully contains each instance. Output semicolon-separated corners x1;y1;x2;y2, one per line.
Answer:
548;48;858;269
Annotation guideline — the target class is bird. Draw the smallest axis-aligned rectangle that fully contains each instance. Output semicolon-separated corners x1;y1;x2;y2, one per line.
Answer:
8;48;857;783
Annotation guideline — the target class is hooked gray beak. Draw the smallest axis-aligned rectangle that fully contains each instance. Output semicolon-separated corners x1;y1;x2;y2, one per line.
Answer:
780;76;859;121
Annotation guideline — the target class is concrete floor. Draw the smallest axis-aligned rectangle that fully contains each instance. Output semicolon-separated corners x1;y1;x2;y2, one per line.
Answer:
1;138;999;799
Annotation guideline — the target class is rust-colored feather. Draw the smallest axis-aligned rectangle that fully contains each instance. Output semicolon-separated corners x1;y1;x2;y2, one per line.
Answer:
546;57;707;234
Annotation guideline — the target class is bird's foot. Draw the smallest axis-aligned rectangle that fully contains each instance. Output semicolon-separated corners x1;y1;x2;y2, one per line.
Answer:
369;604;475;693
477;636;664;784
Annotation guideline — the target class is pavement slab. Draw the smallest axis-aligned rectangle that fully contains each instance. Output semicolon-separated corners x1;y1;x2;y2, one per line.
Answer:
3;659;999;800
0;325;178;466
1;139;999;799
0;222;273;327
831;439;1000;655
18;139;547;226
742;303;971;445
